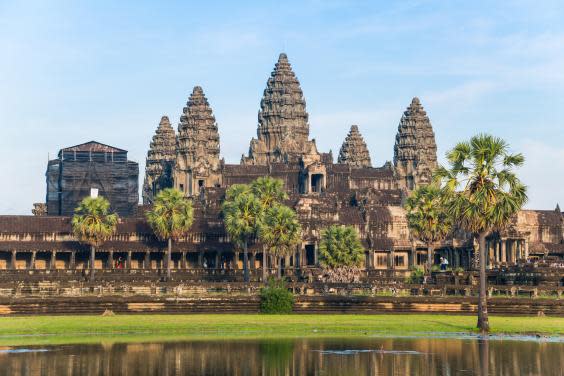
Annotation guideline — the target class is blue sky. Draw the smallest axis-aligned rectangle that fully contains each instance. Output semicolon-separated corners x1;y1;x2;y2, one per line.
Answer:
1;0;563;214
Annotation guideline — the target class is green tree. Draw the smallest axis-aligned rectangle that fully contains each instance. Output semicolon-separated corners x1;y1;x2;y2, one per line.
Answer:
251;176;288;208
222;184;262;283
251;177;289;280
72;196;119;281
404;184;452;273
146;188;194;280
319;225;365;279
259;205;302;278
435;134;527;332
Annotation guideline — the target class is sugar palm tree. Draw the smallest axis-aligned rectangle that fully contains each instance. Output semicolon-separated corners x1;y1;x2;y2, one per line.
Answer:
251;177;288;280
404;184;452;273
251;176;288;208
319;225;365;282
72;196;119;281
146;188;194;279
435;134;527;332
222;184;262;282
259;204;302;278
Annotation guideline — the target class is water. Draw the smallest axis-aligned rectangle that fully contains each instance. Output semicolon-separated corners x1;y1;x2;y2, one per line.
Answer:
0;336;562;375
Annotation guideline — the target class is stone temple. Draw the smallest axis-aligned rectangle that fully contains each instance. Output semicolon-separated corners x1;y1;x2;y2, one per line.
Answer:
0;53;562;276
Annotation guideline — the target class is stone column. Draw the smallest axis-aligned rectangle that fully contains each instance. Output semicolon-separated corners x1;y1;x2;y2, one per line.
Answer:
181;251;187;269
10;250;17;270
389;249;395;270
127;251;132;269
524;239;529;260
515;240;521;261
408;245;415;269
501;239;506;264
314;243;319;266
250;252;256;270
144;251;151;269
215;251;221;269
198;251;204;268
70;251;76;270
30;251;37;270
50;251;57;270
108;251;114;269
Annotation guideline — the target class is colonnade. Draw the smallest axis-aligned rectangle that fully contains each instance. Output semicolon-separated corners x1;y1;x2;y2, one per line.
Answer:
486;238;529;267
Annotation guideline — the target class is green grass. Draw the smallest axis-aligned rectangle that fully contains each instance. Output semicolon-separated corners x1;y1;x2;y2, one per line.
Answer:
0;314;562;346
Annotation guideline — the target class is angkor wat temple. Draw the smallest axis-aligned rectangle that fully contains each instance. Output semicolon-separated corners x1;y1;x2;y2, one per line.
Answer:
0;53;562;278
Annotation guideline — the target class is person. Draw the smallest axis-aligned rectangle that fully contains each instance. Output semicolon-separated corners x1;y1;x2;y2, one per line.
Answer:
440;256;449;271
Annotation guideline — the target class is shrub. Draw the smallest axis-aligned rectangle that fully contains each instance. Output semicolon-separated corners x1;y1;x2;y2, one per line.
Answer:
406;267;424;284
260;278;294;314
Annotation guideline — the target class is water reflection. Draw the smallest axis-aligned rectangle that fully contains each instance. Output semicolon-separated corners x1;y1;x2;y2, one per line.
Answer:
0;336;562;375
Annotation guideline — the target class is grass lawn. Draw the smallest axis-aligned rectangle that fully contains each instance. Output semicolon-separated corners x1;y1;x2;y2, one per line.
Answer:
0;314;562;346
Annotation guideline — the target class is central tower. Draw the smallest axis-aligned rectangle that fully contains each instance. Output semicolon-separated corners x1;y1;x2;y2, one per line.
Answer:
242;53;319;165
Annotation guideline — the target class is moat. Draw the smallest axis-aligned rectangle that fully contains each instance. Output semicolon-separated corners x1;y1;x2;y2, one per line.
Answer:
0;336;562;376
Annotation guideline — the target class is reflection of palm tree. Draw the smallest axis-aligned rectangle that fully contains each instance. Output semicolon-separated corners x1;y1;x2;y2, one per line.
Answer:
259;340;295;374
479;339;489;376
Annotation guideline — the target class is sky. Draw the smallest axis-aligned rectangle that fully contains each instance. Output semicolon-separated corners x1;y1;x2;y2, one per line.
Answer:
1;0;563;214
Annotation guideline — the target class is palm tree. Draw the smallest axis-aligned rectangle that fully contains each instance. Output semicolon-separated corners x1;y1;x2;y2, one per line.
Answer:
146;188;194;280
251;176;288;208
404;184;452;273
72;196;119;281
259;205;301;278
222;184;262;282
251;177;288;280
435;134;527;332
319;225;365;282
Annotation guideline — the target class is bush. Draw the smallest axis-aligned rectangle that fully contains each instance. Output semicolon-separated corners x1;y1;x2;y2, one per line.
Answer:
406;267;425;284
260;278;294;314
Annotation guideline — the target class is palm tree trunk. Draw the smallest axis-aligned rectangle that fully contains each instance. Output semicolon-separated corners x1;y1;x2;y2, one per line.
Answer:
427;244;434;274
262;246;267;283
90;245;95;281
167;238;172;280
243;240;249;283
477;231;490;332
277;256;282;279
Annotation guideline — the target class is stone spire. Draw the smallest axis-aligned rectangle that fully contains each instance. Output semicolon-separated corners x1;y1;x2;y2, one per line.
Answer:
242;53;319;165
142;116;176;204
338;125;372;168
174;86;222;195
556;203;561;213
393;97;438;191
